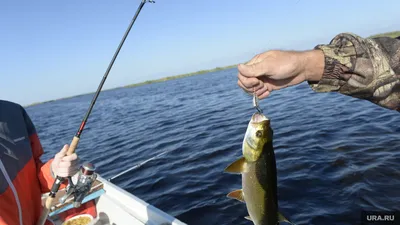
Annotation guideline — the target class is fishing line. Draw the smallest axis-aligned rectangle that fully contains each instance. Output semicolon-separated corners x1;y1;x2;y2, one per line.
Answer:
108;149;173;182
36;1;154;224
111;0;304;183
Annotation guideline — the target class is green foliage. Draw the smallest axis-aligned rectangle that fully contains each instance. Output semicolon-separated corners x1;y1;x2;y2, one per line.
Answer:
368;31;400;38
124;64;238;88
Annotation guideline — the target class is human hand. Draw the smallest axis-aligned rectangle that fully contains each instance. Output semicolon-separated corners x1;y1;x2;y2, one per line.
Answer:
51;144;79;177
237;50;324;99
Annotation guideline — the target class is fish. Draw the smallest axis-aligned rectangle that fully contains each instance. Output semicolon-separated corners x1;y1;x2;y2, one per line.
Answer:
224;112;294;225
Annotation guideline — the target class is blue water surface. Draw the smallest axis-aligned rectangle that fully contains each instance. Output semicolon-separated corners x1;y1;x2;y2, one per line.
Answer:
26;68;400;225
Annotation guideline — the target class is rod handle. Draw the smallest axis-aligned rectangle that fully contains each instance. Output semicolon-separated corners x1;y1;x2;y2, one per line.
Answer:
67;136;80;156
36;198;52;225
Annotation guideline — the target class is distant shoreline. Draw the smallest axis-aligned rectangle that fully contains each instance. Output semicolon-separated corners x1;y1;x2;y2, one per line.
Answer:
123;64;238;88
367;30;400;38
24;30;400;108
24;64;238;107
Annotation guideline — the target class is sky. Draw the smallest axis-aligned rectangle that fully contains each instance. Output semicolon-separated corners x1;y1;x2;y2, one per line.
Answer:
1;0;399;106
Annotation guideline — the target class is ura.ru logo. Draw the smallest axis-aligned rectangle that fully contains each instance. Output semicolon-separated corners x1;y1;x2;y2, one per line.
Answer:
366;215;395;221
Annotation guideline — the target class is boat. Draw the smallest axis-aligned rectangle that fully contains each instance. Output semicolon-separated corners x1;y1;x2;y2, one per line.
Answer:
42;174;187;225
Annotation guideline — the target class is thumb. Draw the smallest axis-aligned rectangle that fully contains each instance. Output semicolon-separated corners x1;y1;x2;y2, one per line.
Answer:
54;144;69;160
238;62;269;78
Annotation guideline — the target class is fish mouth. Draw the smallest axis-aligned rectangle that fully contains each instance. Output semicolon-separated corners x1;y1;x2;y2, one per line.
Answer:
251;112;269;123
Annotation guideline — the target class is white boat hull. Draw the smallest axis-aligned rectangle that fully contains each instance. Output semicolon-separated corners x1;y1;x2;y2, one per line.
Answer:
42;175;187;225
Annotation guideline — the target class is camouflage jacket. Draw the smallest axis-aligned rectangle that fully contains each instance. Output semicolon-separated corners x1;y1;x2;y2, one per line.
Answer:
308;33;400;112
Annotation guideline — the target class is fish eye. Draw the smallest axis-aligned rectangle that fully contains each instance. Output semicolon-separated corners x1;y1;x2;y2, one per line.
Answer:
256;130;262;137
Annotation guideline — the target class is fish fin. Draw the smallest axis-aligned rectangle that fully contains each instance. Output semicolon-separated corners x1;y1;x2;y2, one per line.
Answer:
227;189;245;203
278;212;295;224
244;216;252;221
224;157;247;174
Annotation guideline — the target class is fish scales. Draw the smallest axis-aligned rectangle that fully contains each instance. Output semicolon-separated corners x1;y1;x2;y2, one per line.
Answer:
224;112;294;225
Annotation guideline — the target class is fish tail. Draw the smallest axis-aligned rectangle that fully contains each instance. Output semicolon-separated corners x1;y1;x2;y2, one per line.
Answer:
278;212;295;225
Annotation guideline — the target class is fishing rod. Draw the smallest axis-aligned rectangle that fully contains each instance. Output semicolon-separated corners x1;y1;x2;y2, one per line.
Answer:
36;1;155;224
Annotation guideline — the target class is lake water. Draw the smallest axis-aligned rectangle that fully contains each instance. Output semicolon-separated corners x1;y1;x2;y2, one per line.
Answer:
26;68;400;225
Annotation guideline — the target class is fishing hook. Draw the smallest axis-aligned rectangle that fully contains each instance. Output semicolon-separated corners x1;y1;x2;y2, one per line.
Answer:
252;89;263;114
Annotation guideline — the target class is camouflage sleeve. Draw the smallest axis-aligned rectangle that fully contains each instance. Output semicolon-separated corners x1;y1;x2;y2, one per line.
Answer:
308;32;400;111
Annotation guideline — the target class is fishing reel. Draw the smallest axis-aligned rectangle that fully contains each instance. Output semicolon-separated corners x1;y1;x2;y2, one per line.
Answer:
59;162;97;208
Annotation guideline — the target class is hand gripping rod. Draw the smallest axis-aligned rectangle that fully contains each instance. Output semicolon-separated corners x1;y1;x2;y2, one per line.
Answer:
36;1;154;224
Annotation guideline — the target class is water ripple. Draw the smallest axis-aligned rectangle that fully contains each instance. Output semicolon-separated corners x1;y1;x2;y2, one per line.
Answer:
26;69;400;225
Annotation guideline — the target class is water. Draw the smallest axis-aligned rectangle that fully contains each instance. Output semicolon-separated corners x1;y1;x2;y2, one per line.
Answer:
26;68;400;225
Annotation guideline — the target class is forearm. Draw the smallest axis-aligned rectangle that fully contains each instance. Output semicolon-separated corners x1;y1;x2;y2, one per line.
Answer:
306;32;400;111
300;49;325;82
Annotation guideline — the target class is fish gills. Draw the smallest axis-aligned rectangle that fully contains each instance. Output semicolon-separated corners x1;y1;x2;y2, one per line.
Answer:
224;112;294;225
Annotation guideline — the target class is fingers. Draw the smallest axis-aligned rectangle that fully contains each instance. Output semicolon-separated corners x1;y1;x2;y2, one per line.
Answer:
237;73;265;95
236;51;273;94
58;157;79;168
237;79;264;96
255;84;269;97
237;50;307;99
52;144;80;177
237;80;249;94
253;82;271;99
238;77;271;100
258;90;271;99
62;153;78;162
238;61;270;78
238;73;260;88
55;166;79;177
55;144;78;161
244;53;265;66
54;144;68;159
